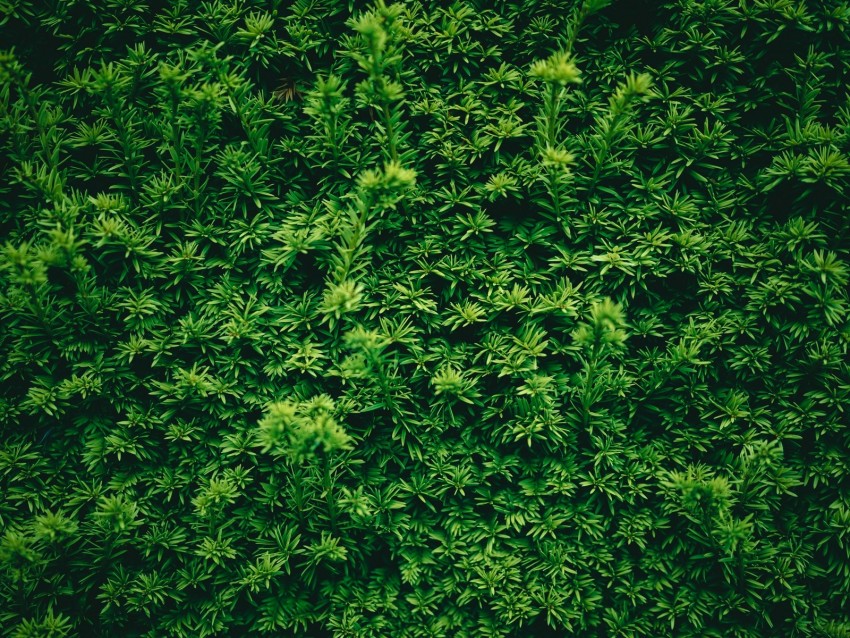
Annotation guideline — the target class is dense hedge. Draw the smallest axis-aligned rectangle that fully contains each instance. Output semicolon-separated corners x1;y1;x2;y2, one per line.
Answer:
1;0;850;636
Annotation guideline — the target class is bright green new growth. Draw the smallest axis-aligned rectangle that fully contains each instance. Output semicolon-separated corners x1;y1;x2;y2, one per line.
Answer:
258;396;353;460
1;0;849;636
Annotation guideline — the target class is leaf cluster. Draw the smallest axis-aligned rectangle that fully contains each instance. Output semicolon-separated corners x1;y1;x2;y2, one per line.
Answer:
1;0;849;636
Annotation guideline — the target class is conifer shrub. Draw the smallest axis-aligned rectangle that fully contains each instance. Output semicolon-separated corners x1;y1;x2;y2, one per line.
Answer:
1;0;849;636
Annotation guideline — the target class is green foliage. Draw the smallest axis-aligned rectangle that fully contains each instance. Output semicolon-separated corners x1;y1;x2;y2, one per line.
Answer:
1;0;849;636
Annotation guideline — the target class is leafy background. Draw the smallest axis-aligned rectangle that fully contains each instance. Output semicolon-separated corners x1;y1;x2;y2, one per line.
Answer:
1;0;849;636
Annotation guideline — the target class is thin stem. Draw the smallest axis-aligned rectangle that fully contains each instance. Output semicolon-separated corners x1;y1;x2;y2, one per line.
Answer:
563;2;591;56
546;82;563;220
546;82;560;147
326;105;339;165
323;461;338;530
588;114;619;193
382;101;398;162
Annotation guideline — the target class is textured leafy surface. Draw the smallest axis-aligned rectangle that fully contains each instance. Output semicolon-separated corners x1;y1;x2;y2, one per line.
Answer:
1;0;849;636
